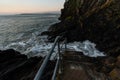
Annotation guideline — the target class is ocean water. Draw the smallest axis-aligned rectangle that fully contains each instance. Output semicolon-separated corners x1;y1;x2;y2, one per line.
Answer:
0;14;105;58
0;14;59;56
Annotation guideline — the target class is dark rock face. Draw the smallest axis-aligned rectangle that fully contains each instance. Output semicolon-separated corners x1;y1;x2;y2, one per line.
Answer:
0;49;55;80
43;0;120;57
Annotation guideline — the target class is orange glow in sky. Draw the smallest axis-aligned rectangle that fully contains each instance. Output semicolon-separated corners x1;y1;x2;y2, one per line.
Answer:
0;0;65;14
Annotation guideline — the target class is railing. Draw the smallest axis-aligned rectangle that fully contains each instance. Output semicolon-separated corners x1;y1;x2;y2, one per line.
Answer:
34;36;67;80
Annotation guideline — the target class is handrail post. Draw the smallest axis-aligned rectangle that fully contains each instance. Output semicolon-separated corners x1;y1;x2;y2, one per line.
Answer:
65;38;67;50
58;41;60;56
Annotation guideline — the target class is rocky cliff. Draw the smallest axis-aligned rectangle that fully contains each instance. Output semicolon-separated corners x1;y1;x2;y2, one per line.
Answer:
45;0;120;57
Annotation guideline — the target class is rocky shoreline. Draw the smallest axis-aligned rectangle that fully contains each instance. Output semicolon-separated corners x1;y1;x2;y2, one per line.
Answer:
0;49;120;80
1;0;120;80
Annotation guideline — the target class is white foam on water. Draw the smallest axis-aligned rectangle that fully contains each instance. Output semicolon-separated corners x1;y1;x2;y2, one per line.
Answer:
17;33;24;40
67;40;105;57
3;31;105;58
29;43;52;56
0;44;4;50
5;42;26;48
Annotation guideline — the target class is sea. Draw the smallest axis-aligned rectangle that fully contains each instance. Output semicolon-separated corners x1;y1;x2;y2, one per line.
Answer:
0;13;105;58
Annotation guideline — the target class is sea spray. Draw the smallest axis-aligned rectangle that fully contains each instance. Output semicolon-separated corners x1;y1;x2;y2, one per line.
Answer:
4;33;105;58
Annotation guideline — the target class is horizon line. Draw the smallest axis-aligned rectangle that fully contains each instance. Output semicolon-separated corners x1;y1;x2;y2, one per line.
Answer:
0;11;61;15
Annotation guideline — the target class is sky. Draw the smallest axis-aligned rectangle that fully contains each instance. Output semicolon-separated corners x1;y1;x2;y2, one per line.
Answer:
0;0;65;14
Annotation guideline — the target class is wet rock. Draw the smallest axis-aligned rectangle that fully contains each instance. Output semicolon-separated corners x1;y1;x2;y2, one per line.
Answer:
62;51;114;80
0;49;55;80
62;61;109;80
40;31;51;36
0;49;27;62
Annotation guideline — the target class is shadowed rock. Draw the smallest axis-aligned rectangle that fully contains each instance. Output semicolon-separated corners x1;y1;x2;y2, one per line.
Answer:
0;49;120;80
0;49;55;80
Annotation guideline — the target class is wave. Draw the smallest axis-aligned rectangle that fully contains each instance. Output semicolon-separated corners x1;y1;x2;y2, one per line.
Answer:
2;32;105;59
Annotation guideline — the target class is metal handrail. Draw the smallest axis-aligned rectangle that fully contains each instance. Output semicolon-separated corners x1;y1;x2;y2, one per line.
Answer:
34;36;63;80
52;38;67;80
52;56;60;80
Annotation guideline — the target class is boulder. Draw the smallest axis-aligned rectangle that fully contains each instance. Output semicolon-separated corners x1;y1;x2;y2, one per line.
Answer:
0;49;55;80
